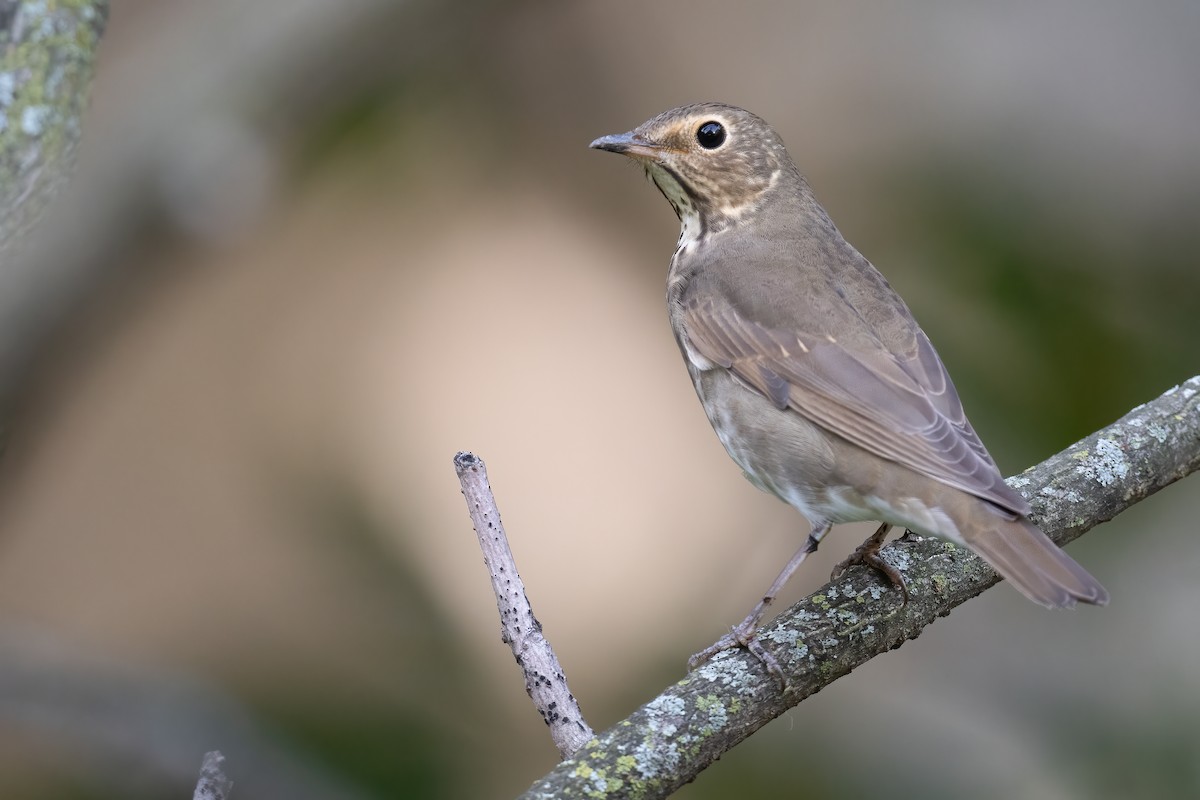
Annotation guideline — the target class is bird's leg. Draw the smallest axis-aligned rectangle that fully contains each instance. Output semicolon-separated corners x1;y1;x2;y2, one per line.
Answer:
689;522;832;688
830;523;909;602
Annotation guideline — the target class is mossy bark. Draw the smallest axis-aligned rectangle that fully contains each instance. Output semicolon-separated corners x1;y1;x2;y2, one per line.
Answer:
0;0;108;254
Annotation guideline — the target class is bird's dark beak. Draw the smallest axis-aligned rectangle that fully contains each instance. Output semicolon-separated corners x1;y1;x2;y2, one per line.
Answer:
589;131;662;160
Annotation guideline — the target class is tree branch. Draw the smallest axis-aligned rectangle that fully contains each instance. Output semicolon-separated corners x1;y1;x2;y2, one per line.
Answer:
455;451;595;758
516;376;1200;799
0;0;107;456
193;751;233;800
0;0;108;254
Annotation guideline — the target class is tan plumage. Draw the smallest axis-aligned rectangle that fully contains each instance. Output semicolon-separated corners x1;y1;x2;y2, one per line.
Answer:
590;103;1106;665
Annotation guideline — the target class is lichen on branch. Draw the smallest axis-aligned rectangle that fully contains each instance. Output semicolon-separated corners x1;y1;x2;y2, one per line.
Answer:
0;0;108;253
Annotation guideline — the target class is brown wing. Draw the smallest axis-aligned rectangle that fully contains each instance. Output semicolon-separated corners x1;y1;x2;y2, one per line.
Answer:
682;295;1031;516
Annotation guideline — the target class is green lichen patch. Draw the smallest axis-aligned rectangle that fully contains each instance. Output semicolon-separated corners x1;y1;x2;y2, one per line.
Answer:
694;693;729;733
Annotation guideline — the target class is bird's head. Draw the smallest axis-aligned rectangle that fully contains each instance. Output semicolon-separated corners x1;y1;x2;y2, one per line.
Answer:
590;103;797;242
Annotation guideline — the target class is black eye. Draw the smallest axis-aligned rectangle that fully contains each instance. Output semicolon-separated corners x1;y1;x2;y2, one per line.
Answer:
696;121;726;149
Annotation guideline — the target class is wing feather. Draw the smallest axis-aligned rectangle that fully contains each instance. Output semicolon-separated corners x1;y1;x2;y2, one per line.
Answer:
683;296;1030;515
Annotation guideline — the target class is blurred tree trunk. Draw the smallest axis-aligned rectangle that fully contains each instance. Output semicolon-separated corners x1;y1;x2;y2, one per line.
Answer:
0;0;107;254
0;0;108;455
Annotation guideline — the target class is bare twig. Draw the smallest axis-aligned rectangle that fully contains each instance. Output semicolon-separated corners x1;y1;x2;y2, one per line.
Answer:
514;376;1200;799
193;751;232;800
454;451;594;758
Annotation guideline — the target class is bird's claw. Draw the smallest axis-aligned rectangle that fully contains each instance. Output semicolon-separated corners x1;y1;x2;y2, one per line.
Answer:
831;539;910;604
688;622;788;691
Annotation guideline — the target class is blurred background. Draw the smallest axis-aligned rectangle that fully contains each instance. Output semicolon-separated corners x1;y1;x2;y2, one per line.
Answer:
1;1;1198;797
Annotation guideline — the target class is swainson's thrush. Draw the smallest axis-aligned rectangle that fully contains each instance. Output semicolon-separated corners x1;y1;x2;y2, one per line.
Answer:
590;103;1107;677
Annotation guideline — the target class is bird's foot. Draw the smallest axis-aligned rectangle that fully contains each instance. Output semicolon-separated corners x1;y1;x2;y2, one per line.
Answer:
830;523;909;603
687;526;834;691
688;616;787;691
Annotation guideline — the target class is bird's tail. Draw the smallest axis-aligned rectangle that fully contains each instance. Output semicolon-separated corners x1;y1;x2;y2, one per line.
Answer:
960;510;1109;608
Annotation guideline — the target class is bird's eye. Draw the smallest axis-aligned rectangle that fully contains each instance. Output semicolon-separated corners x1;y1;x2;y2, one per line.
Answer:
696;121;726;149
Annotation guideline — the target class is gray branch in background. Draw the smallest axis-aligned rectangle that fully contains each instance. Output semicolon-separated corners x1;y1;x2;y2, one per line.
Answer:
0;629;371;798
0;0;107;457
455;451;595;758
194;751;233;800
515;376;1200;799
0;0;107;254
0;0;434;433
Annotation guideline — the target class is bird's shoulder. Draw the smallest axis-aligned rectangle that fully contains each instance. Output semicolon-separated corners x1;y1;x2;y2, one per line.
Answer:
679;223;923;370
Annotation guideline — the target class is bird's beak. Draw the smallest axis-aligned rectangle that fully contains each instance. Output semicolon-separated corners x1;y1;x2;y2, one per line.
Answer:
589;131;663;160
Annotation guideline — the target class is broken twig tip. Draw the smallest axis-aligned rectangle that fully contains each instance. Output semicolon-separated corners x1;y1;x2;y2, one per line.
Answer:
454;451;481;473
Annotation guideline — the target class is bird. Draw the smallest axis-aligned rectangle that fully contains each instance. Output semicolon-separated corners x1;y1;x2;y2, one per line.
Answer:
589;102;1108;679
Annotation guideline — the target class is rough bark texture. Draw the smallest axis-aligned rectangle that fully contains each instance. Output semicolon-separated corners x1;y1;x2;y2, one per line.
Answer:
456;451;595;757
0;0;107;254
518;376;1200;800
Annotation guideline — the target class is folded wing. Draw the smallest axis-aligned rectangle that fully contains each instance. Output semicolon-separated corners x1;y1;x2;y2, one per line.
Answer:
683;295;1031;516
